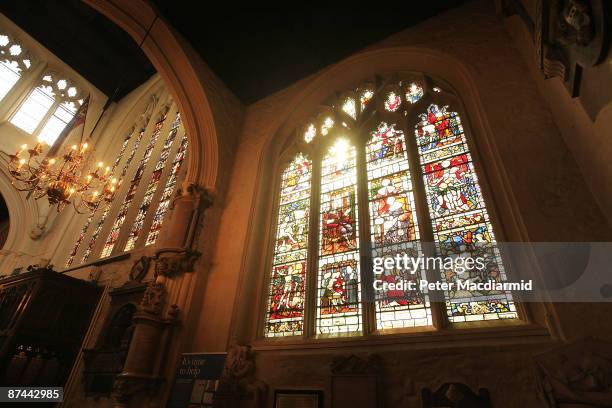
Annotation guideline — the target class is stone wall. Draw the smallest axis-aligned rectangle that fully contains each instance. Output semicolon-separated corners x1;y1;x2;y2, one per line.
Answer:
188;0;612;406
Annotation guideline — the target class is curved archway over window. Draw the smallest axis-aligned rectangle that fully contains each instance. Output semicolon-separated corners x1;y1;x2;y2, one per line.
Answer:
264;74;517;338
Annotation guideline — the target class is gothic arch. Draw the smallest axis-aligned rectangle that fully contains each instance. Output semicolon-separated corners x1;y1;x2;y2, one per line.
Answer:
83;0;220;191
230;46;535;344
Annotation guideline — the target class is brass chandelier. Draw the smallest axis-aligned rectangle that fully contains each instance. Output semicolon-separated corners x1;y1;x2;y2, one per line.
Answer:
7;139;116;213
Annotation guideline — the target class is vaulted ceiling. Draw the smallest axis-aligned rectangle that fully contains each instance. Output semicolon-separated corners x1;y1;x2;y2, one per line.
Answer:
1;1;469;104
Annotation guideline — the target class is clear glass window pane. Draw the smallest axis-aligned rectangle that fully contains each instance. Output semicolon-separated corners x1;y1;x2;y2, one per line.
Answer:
0;60;21;101
10;85;55;134
37;102;77;145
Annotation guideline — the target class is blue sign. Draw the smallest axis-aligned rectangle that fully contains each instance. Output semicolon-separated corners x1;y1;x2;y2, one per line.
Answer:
168;353;226;408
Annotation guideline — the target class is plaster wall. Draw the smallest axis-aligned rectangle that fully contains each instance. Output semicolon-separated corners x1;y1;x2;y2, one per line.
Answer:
504;11;612;229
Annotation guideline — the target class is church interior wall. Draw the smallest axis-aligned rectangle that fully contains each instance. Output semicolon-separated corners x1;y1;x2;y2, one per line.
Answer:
188;1;612;406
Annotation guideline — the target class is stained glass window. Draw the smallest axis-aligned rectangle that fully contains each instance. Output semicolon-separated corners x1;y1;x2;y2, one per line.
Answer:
405;82;424;104
124;113;181;251
264;153;312;337
316;140;361;335
65;128;136;267
82;125;149;263
384;91;402;112
341;97;356;119
366;122;431;329
320;117;334;136
304;124;316;143
264;77;517;340
415;104;516;322
360;89;374;112
145;134;189;246
99;108;169;258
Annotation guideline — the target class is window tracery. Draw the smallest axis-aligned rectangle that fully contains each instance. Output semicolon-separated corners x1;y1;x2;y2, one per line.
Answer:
265;74;517;338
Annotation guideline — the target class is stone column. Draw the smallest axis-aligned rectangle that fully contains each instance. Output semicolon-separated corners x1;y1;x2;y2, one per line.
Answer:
111;183;211;407
111;279;177;407
158;182;212;249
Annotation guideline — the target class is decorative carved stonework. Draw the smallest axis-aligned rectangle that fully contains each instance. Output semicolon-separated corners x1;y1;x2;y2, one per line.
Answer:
421;383;492;408
534;337;612;407
330;354;382;375
153;249;200;279
536;0;609;99
215;345;268;408
129;256;151;282
559;0;594;46
111;373;157;406
175;181;213;208
331;354;383;408
139;281;165;316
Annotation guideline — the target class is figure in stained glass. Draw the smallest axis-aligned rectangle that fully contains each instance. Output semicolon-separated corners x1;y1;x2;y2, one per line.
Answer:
319;260;359;315
370;176;414;245
321;188;356;255
268;262;305;320
275;199;309;253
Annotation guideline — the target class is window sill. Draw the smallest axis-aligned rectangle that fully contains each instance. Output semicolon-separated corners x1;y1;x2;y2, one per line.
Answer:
251;320;551;352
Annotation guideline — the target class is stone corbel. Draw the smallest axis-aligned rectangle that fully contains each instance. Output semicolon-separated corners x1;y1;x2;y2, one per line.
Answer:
215;345;268;408
536;0;609;103
111;374;159;408
153;248;200;280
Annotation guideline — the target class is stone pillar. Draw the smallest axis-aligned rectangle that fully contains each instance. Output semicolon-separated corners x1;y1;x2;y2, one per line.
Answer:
111;279;177;407
111;183;211;407
159;182;212;249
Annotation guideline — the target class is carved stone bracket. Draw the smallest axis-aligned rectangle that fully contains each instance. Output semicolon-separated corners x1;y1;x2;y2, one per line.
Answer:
534;337;612;407
153;248;200;279
215;345;268;408
535;0;609;102
111;373;160;407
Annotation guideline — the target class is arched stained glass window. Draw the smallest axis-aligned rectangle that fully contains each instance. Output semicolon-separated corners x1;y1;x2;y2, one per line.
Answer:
415;104;515;322
264;153;312;337
124;113;182;251
99;106;170;258
66;99;159;267
145;134;189;246
263;74;517;339
316;141;361;334
81;124;150;263
65;127;136;267
366;123;431;329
